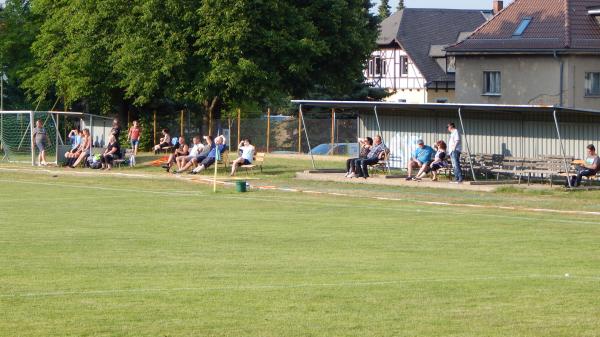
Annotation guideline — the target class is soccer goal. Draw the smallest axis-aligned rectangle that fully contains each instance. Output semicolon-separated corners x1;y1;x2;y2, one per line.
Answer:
0;110;113;166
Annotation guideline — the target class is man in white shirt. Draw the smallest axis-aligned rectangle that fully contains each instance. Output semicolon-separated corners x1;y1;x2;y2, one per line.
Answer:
230;139;255;176
447;122;463;183
176;136;203;171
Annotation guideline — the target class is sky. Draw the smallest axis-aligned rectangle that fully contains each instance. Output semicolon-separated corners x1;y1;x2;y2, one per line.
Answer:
378;0;514;10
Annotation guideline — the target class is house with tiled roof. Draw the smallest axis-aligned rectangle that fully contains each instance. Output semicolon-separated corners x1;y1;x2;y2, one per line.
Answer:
446;0;600;109
364;7;492;103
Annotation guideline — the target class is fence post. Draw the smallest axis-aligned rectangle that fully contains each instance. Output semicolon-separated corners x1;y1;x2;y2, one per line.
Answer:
237;108;241;145
30;110;35;166
153;110;157;145
180;109;184;137
266;107;271;153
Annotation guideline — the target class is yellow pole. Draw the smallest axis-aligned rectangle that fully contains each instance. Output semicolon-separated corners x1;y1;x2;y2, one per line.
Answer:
213;158;218;192
331;108;335;155
237;108;241;144
153;110;157;145
266;107;271;153
298;111;302;153
180;109;184;137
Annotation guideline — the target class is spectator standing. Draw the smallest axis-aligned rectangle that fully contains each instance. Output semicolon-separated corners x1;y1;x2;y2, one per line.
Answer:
127;120;141;166
448;123;463;183
32;120;49;166
111;118;121;142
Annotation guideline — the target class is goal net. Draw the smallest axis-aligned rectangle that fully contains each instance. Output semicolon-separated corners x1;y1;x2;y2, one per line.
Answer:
0;111;113;166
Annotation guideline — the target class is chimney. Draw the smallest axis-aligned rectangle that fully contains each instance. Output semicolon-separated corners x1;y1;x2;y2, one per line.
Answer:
493;0;504;14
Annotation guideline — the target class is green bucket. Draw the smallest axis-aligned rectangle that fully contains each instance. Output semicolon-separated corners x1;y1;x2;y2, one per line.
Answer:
235;180;247;193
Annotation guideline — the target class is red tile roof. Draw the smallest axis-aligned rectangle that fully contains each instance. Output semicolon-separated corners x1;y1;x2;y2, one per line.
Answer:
447;0;600;52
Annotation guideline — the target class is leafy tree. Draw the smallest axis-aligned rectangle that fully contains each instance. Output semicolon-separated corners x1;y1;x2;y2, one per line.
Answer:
378;0;391;19
397;0;405;11
0;0;42;109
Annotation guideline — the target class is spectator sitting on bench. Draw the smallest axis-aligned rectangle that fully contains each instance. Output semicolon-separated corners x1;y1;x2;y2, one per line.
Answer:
567;144;599;187
406;139;434;181
100;135;121;170
190;135;228;175
65;128;83;160
415;140;447;181
175;135;213;174
153;128;171;153
176;136;203;172
345;137;372;178
230;138;255;176
353;135;386;179
163;137;189;172
67;129;91;168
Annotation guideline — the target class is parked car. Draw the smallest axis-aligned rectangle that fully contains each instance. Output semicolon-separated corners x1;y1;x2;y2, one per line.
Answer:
308;143;359;156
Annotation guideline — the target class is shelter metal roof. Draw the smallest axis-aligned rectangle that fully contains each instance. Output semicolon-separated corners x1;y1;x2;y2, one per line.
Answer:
291;100;600;116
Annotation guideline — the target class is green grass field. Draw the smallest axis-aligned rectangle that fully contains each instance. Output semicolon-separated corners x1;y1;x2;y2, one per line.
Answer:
1;162;599;337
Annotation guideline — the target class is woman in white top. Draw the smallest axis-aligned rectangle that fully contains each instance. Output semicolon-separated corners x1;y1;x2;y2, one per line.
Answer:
230;139;255;176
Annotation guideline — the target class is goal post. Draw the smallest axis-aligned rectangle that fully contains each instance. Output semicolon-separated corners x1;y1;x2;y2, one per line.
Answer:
0;110;84;166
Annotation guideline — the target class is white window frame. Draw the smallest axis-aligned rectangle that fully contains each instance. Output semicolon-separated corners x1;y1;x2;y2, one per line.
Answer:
483;71;501;96
585;72;600;97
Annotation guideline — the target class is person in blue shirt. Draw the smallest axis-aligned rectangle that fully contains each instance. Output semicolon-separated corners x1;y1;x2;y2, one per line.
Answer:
406;139;434;180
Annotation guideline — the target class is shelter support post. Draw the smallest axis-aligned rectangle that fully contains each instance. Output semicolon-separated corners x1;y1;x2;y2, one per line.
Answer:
458;107;477;182
55;113;59;165
331;108;335;155
299;105;315;169
553;110;572;188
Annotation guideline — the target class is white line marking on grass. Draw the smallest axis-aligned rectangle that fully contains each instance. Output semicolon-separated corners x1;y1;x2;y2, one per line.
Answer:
2;178;599;226
1;274;597;299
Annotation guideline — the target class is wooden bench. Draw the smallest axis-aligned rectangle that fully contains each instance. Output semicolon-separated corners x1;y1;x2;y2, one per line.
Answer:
369;149;391;175
240;152;265;174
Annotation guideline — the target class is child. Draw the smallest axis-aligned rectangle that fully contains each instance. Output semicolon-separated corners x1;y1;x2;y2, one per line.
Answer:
127;120;141;166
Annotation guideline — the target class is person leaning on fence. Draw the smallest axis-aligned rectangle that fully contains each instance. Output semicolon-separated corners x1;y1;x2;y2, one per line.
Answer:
153;128;172;153
415;140;447;181
163;137;189;173
406;139;434;181
447;122;463;183
353;135;386;179
175;135;213;173
345;137;372;178
190;135;228;175
100;135;121;170
230;139;255;176
567;144;600;187
32;119;49;166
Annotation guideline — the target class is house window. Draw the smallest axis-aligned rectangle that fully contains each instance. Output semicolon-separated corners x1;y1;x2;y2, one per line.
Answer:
400;56;409;76
374;56;382;76
585;72;600;96
483;71;501;95
368;60;374;76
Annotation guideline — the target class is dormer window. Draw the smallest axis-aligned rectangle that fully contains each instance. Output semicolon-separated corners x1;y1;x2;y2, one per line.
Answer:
513;17;532;37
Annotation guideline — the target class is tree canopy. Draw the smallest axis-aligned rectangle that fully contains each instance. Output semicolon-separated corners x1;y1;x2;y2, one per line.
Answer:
0;0;379;124
378;0;391;19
